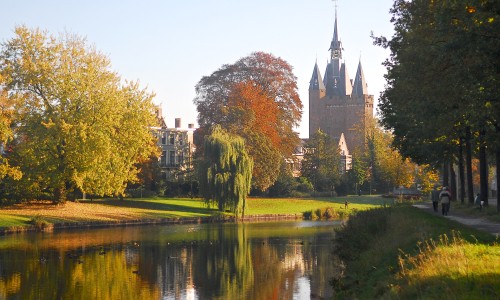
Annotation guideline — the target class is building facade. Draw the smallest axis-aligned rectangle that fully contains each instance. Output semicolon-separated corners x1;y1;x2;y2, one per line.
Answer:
309;10;374;154
154;115;195;180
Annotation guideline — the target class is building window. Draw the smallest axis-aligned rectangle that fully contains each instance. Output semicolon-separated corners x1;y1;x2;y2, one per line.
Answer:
169;151;176;166
161;151;166;166
178;152;184;165
161;133;166;145
169;134;175;145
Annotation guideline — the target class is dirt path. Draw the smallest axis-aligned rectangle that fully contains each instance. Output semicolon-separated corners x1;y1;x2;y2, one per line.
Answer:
413;202;500;237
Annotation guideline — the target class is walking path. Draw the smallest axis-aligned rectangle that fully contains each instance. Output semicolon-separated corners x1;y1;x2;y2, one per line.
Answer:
413;202;500;237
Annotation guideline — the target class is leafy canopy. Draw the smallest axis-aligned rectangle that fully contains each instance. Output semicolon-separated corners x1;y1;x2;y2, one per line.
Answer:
194;52;302;190
0;26;159;201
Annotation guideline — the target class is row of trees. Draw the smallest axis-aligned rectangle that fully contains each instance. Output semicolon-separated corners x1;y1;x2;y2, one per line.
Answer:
0;27;159;203
294;119;438;197
374;0;499;209
0;26;446;217
193;51;444;216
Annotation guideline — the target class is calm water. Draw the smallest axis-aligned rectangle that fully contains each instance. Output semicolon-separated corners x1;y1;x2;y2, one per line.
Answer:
0;221;341;299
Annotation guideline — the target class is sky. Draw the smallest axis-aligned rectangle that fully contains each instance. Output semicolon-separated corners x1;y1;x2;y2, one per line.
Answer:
1;0;395;138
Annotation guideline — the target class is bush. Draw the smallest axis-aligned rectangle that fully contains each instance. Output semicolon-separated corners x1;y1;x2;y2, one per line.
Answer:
296;177;314;193
303;207;338;220
29;215;50;230
163;180;199;198
268;172;297;197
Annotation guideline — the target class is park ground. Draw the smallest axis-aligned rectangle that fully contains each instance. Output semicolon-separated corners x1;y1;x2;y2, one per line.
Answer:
0;195;499;299
0;195;387;232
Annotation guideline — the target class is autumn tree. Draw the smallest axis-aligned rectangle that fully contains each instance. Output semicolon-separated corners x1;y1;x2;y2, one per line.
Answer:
198;126;253;217
351;116;438;194
0;78;22;184
194;52;302;191
0;26;159;202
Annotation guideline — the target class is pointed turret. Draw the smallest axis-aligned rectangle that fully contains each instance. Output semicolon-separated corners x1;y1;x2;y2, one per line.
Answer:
340;62;352;96
309;62;325;91
352;59;368;96
328;9;342;60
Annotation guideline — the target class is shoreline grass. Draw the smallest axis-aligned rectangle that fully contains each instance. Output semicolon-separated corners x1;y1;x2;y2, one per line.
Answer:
332;204;499;299
397;232;500;299
0;196;383;233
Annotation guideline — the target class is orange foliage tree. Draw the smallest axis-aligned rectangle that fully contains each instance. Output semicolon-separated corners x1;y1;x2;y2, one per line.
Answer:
194;52;302;190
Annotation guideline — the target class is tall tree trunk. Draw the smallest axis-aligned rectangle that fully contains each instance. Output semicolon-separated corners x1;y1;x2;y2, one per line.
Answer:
53;185;66;204
442;161;449;188
479;130;488;206
496;145;500;213
458;138;466;204
465;127;474;204
450;163;457;202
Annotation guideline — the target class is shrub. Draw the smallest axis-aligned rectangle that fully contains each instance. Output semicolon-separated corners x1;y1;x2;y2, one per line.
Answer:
267;172;297;197
304;207;338;220
29;215;49;230
296;177;313;193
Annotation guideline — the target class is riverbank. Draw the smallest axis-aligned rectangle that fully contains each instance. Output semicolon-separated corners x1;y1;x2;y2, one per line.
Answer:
332;204;500;299
0;196;384;234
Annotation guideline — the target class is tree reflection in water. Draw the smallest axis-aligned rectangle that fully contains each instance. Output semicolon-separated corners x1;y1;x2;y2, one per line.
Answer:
0;221;341;299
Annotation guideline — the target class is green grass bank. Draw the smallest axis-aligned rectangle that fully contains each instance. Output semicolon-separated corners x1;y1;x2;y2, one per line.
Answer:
333;204;500;299
0;195;384;233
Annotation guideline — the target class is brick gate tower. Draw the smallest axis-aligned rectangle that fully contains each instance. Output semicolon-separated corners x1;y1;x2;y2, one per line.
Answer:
309;8;374;152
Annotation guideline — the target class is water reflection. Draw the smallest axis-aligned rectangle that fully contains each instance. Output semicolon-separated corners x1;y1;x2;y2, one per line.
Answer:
0;221;340;299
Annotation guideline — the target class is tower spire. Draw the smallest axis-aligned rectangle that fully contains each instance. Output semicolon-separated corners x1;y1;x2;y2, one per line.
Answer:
328;0;342;60
309;61;325;91
352;58;368;96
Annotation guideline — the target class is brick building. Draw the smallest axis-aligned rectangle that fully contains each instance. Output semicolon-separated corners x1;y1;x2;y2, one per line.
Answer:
309;10;374;155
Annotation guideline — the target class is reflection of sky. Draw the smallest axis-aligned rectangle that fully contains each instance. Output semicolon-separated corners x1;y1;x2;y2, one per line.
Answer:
293;277;311;300
282;244;305;272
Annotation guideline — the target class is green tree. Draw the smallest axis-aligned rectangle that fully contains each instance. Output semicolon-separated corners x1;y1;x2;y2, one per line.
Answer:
0;26;159;202
198;126;253;217
301;130;341;193
267;161;297;197
374;0;499;207
194;52;302;191
0;78;22;183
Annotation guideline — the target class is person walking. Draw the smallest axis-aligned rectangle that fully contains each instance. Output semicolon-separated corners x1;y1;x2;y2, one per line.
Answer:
439;186;451;216
431;186;440;212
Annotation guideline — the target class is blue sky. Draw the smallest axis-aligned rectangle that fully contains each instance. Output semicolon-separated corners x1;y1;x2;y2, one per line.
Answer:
1;0;394;138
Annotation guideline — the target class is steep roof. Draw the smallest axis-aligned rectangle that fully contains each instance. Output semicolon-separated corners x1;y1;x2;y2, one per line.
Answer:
340;62;352;96
309;61;325;91
338;132;349;156
352;59;368;96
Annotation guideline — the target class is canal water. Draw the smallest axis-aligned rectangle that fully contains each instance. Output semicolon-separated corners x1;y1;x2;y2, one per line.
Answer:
0;221;341;299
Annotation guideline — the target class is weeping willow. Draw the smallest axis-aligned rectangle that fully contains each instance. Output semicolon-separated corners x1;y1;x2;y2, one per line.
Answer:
199;126;253;217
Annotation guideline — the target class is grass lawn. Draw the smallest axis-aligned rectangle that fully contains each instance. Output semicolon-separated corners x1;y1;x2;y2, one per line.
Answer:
0;196;386;231
246;195;386;215
333;204;499;299
452;202;500;223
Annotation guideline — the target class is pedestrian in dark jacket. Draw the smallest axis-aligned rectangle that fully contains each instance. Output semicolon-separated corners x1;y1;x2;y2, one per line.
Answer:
431;186;440;212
